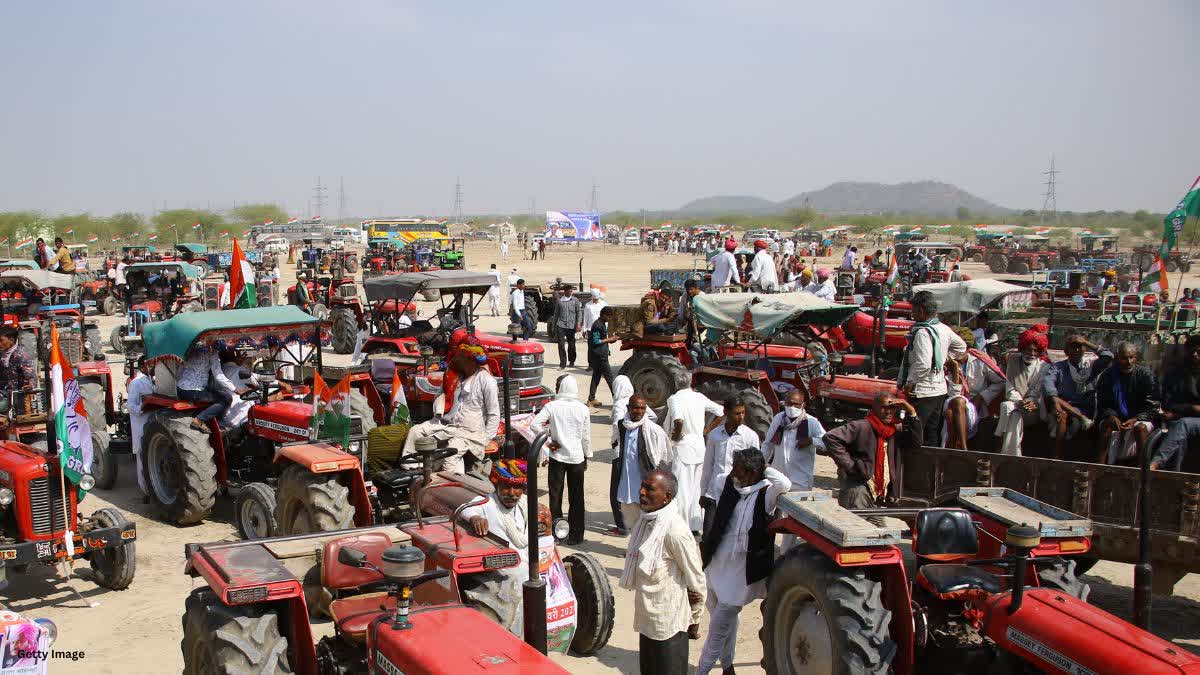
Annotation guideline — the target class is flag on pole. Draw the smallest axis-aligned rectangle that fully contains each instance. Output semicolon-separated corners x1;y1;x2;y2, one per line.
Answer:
219;230;230;239
49;324;94;496
1161;176;1200;258
229;238;257;309
309;373;352;448
111;235;121;242
148;234;158;241
908;226;922;233
64;227;75;235
87;235;99;243
885;254;898;288
390;369;410;425
168;223;177;230
264;219;274;226
1035;228;1051;235
1142;255;1170;293
0;237;7;246
287;217;299;224
192;222;202;230
15;238;33;250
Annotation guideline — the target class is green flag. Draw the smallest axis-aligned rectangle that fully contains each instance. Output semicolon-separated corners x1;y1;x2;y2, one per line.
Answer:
1160;177;1200;258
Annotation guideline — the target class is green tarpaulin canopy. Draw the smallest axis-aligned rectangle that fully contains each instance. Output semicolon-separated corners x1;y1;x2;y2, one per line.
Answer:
143;305;320;363
692;292;858;337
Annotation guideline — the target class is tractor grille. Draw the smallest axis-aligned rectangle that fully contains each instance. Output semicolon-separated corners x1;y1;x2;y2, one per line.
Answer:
44;329;84;364
29;477;68;536
509;352;543;390
336;284;358;299
483;553;519;570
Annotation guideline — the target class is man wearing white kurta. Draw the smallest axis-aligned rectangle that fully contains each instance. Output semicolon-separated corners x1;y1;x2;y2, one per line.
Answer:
762;389;826;552
402;344;501;473
782;238;795;257
486;264;503;317
220;354;260;429
126;363;155;497
699;398;759;537
747;241;778;292
664;384;724;533
533;374;592;544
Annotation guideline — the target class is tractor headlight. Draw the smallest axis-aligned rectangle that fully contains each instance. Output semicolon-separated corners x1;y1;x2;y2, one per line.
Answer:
552;518;571;541
34;618;57;647
79;474;96;491
0;488;13;507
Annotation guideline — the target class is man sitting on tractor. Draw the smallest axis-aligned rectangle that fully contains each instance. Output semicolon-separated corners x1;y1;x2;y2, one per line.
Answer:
1153;333;1200;471
1043;332;1111;460
51;237;76;274
176;346;253;435
824;390;921;525
635;284;679;337
401;340;501;473
0;326;36;423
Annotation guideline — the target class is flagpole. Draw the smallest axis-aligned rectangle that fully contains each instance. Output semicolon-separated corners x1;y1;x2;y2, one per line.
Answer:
45;326;74;571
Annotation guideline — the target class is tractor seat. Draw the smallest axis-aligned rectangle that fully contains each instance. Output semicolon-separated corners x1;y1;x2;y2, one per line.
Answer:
913;508;978;564
370;358;396;389
916;564;1002;598
329;592;396;644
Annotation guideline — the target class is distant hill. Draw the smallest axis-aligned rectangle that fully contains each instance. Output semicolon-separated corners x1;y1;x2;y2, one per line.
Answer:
677;180;1010;217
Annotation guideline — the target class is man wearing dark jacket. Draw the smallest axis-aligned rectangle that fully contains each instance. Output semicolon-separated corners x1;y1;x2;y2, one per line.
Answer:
587;306;619;406
1043;333;1111;459
823;391;921;523
1154;334;1200;471
1096;341;1157;464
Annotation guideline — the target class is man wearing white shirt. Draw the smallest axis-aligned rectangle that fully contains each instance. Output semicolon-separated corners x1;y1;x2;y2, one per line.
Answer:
747;240;778;292
533;374;592;544
842;246;857;270
699;398;759;537
126;360;155;497
813;269;837;300
581;288;606;332
220;351;261;429
486;263;503;317
506;268;519;306
782;238;795;257
763;388;827;491
664;380;725;533
899;290;968;446
510;279;533;339
402;342;501;472
709;241;742;290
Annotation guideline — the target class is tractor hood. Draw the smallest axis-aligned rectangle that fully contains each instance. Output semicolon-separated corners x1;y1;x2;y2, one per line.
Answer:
248;400;315;441
371;605;569;675
460;328;544;355
0;441;52;486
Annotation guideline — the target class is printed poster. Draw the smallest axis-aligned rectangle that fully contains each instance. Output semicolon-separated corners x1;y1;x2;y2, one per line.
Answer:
538;535;578;653
544;212;602;242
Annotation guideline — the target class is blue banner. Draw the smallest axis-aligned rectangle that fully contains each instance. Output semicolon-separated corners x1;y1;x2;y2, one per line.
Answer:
544;211;602;241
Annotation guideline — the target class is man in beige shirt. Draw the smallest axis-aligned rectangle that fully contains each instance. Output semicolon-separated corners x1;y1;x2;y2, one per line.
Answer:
619;468;706;675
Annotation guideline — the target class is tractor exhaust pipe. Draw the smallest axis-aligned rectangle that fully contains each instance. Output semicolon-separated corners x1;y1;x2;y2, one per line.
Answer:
1133;405;1156;629
524;431;551;654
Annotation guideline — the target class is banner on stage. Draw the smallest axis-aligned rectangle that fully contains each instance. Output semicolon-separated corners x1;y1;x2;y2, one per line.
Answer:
544;211;602;241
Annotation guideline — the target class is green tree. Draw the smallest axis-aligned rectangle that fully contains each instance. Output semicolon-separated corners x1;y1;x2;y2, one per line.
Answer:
152;209;225;244
781;208;818;229
230;204;289;229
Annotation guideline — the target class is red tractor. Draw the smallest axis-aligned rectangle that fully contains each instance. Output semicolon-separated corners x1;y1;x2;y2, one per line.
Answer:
108;261;211;355
180;435;613;674
762;486;1199;674
359;271;554;418
286;268;367;354
987;235;1060;275
76;271;119;316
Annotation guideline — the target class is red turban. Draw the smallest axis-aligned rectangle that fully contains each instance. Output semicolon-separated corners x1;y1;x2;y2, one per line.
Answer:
1017;324;1049;353
724;239;738;252
490;459;527;486
754;240;768;250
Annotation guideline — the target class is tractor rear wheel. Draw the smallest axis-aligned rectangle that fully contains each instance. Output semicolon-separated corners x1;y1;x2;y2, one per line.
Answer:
101;295;117;316
1037;559;1091;602
1009;261;1031;275
697;378;773;442
987;255;1008;274
181;588;292;675
142;414;217;525
761;545;895;675
109;326;126;354
564;552;615;656
234;482;278;540
619;350;689;410
273;463;355;535
80;378;116;490
330;306;358;354
88;507;136;590
1134;252;1154;273
84;327;103;360
1167;259;1180;273
193;261;209;278
345;256;359;273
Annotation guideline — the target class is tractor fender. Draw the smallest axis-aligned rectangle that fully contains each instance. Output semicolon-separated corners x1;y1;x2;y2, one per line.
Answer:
76;363;114;415
273;444;372;527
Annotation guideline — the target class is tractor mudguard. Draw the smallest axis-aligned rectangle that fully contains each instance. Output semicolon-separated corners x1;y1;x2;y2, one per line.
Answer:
273;444;373;527
77;363;115;415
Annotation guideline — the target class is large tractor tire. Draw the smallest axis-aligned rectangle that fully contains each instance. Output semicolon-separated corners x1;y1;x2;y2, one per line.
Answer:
619;350;689;410
234;482;278;540
696;378;773;442
1182;261;1193;273
460;571;522;634
101;295;118;316
109;325;127;354
193;261;209;278
181;588;292;675
987;255;1008;274
564;552;615;656
142;413;217;525
89;507;136;590
1134;252;1154;273
330;306;358;354
1008;261;1031;275
345;256;359;273
79;378;116;490
273;463;355;535
1037;559;1091;602
761;546;895;675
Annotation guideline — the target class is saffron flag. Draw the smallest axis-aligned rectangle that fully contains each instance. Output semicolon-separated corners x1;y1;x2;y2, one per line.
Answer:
192;222;202;230
310;373;352;448
49;324;94;496
229;238;257;309
885;254;898;287
1142;255;1170;293
390;369;410;424
15;238;33;250
287;217;299;224
1161;176;1200;258
87;235;98;243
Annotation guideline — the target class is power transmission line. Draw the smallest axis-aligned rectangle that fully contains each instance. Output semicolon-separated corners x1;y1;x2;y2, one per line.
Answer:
312;177;328;219
1040;157;1059;226
337;176;346;224
453;176;464;224
589;178;598;213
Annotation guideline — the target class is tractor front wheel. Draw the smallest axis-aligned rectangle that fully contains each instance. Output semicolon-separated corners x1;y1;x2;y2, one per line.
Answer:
235;482;278;540
88;508;136;590
697;378;773;442
1167;259;1180;273
80;379;116;490
619;350;689;410
345;256;359;273
193;261;209;278
142;414;217;525
273;463;355;535
761;546;895;675
101;295;117;316
181;588;292;675
987;255;1008;274
565;552;615;656
1009;261;1031;275
109;326;126;354
330;306;358;354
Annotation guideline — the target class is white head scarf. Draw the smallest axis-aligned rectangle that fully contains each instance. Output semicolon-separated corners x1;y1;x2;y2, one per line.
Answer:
555;373;579;400
592;289;604;301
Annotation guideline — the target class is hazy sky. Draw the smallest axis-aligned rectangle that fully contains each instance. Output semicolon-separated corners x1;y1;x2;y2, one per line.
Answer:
2;1;1197;217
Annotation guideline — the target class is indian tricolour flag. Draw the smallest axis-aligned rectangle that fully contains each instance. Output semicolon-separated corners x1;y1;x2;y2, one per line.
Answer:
192;222;202;230
147;234;158;241
287;217;299;224
87;235;98;243
49;324;94;497
15;238;33;250
885;254;898;288
64;227;74;235
310;373;352;448
229;238;257;309
1142;254;1170;293
389;369;410;425
264;219;274;226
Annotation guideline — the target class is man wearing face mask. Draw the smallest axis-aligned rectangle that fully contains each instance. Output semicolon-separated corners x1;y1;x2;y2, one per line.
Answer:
995;325;1051;456
824;391;921;524
1096;342;1157;465
763;388;827;491
899;290;967;447
697;449;790;675
1153;334;1200;471
699;397;759;539
1043;332;1111;460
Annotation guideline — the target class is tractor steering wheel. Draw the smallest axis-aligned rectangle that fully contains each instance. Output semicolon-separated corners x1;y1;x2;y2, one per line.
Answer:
241;381;282;401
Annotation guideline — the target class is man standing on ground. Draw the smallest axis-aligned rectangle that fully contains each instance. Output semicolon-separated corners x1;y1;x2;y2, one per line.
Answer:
709;239;742;291
533;374;591;544
582;288;607;336
551;284;583;368
664;377;725;534
782;237;795;258
587;306;620;406
898;290;966;446
699;397;759;538
698;449;791;675
402;342;501;472
510;279;534;339
824;391;920;522
621;468;705;675
486;263;503;317
609;394;671;535
500;239;509;259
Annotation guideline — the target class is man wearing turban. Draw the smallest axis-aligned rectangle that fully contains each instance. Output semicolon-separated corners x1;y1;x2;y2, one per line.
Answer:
995;324;1050;455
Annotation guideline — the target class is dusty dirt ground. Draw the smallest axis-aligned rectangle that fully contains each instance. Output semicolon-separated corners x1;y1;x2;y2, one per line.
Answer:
9;240;1200;673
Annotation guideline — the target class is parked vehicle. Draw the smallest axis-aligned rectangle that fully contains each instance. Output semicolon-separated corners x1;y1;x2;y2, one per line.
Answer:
109;261;207;355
